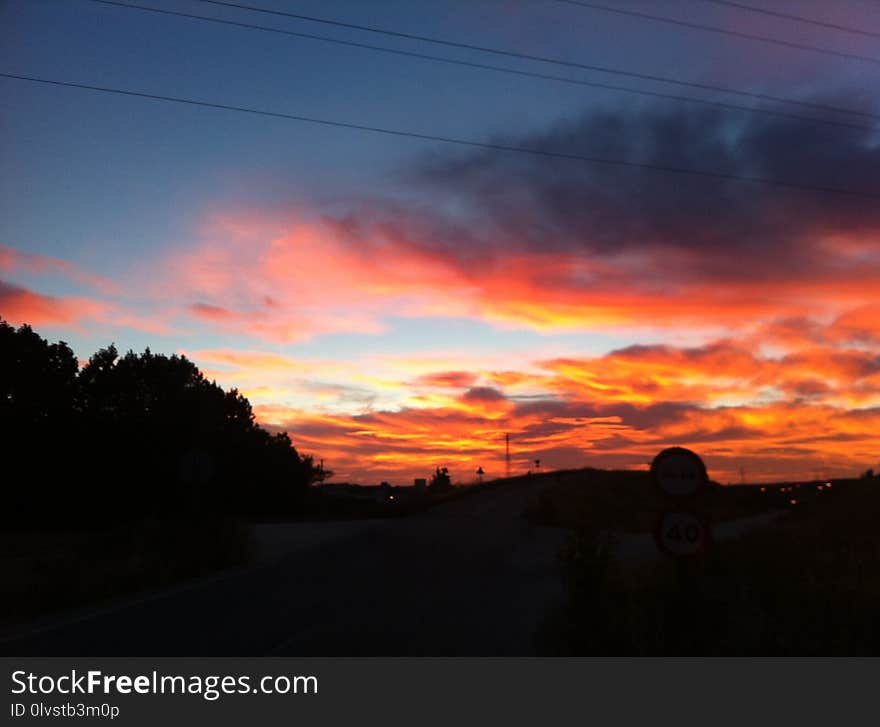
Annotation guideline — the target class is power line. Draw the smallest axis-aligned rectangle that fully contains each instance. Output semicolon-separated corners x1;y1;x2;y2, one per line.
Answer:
695;0;880;40
552;0;880;65
193;0;878;121
2;71;878;200
86;0;875;133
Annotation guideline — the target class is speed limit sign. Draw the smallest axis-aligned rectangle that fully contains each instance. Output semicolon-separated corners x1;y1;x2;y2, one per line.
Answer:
654;511;711;558
651;447;708;499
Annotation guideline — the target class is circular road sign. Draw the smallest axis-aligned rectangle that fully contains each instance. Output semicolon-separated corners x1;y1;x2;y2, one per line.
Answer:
651;447;708;499
654;510;712;559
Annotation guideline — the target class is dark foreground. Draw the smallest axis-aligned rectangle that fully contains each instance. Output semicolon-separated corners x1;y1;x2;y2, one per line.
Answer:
2;477;566;656
5;471;875;655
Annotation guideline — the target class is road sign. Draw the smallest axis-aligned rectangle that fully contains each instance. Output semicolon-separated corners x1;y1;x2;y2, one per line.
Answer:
654;510;711;559
651;446;708;498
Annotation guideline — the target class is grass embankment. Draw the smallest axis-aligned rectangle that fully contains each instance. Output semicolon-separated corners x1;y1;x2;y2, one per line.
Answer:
545;476;880;655
0;518;251;631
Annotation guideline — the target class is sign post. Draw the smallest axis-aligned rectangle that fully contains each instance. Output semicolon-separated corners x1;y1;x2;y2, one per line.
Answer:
649;447;718;648
650;447;713;586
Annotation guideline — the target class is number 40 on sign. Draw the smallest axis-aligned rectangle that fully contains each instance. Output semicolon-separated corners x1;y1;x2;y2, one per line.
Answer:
654;510;711;558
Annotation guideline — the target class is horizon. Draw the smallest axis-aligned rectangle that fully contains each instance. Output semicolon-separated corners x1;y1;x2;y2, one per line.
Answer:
2;0;879;485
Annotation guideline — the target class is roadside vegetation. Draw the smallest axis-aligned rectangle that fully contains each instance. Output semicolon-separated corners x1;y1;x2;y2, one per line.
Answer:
546;476;880;655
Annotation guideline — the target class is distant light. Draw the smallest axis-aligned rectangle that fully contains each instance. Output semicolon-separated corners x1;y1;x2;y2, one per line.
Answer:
760;487;766;493
825;482;833;488
790;499;797;505
389;495;395;501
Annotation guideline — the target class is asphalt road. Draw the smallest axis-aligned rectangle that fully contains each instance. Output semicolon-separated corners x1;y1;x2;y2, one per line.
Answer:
3;478;568;656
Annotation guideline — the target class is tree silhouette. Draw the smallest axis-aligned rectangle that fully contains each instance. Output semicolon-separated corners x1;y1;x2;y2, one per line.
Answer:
429;467;452;492
1;319;321;527
1;321;80;524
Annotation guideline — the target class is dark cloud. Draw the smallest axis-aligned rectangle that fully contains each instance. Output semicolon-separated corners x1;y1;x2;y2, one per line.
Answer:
781;378;833;398
461;386;507;402
352;96;880;284
512;397;692;432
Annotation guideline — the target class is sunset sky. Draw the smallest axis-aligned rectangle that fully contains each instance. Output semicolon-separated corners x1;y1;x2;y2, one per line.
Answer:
2;0;879;484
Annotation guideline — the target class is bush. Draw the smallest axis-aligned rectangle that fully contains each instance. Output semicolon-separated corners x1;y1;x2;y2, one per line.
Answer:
428;467;453;492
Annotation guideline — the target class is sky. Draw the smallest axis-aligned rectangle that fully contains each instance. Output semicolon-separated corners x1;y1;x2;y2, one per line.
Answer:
2;0;880;484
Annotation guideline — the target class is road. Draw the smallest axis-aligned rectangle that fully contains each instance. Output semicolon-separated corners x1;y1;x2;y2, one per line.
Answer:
2;479;786;656
3;477;568;656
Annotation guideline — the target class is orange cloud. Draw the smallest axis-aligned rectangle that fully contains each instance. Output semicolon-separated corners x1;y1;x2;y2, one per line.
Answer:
168;210;880;347
138;198;878;485
165;214;879;484
189;303;236;322
242;334;879;485
827;304;880;345
187;349;319;372
258;394;878;486
0;280;109;327
0;244;119;295
412;370;479;389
